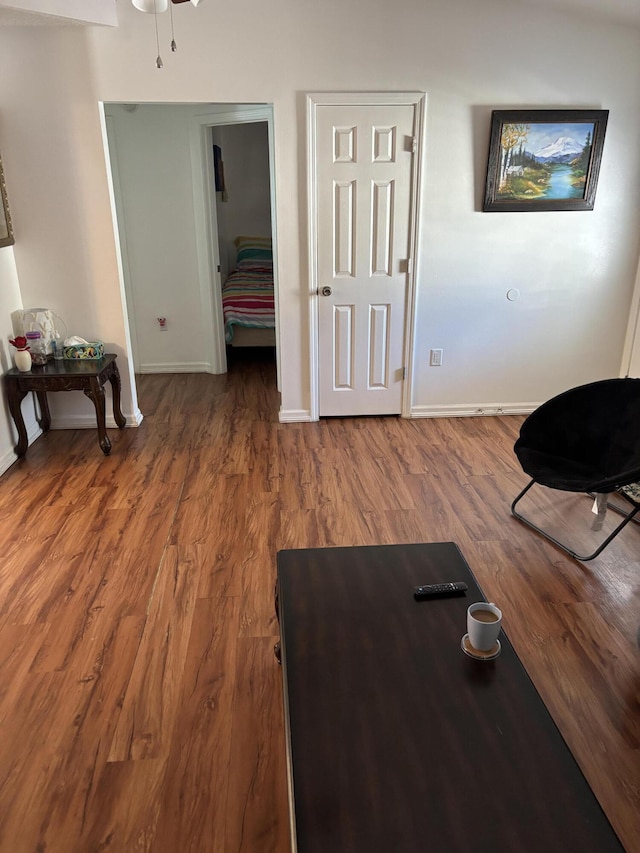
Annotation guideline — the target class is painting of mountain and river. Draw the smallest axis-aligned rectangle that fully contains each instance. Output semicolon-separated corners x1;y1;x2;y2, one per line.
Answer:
498;121;594;200
483;110;608;212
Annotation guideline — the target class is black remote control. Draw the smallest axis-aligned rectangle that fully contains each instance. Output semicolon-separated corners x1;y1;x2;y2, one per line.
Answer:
413;581;468;600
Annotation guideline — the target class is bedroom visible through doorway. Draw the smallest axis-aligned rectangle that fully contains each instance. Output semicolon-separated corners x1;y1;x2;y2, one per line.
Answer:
211;122;276;370
102;102;280;399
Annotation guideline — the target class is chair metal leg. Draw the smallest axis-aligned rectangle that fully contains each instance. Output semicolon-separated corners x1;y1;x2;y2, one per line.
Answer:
511;480;640;561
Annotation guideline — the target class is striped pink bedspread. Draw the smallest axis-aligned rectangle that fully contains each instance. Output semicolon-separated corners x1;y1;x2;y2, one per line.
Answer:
222;267;275;343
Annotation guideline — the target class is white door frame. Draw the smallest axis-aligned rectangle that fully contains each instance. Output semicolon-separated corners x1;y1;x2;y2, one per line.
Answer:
103;113;141;374
189;105;280;381
307;92;426;421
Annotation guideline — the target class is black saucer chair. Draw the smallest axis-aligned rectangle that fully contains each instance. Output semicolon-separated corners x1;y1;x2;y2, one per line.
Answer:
511;378;640;561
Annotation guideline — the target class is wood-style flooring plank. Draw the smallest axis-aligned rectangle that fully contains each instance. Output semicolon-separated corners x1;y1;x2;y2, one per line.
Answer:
27;614;143;852
151;596;241;853
0;355;637;852
224;637;290;853
108;544;200;762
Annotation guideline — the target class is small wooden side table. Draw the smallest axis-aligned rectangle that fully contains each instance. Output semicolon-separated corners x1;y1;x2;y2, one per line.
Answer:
4;353;126;458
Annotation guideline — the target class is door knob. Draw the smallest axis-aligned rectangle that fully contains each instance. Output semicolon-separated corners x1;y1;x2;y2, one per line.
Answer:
320;286;332;296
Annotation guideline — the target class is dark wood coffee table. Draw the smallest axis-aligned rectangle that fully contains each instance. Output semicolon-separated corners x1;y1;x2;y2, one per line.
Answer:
276;542;622;853
4;354;126;458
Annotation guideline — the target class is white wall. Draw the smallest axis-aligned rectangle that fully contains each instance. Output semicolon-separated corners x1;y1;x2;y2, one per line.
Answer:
0;25;139;451
0;0;638;432
105;104;208;373
87;0;640;418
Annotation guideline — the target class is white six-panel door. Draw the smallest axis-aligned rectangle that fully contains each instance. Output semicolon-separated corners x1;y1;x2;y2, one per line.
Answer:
310;96;421;417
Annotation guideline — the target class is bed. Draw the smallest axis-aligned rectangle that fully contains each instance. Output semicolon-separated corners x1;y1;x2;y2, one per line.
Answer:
222;236;276;347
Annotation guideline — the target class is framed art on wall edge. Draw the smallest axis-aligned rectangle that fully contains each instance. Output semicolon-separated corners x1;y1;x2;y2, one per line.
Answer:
0;150;15;248
483;109;608;212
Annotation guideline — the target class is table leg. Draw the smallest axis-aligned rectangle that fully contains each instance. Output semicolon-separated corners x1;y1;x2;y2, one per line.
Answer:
34;390;51;432
108;362;127;429
84;379;112;455
6;384;29;458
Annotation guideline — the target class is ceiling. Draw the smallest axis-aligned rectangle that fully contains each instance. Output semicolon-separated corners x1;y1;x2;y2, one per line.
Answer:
0;0;638;28
0;0;116;27
529;0;640;27
0;9;84;25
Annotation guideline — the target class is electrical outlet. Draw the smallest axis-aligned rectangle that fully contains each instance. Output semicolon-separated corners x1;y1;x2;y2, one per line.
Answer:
430;348;443;367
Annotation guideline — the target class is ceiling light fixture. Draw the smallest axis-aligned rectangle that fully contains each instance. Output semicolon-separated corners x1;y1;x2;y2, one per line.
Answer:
131;0;204;68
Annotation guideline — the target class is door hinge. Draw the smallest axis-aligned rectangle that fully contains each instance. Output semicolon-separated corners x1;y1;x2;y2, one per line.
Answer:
402;366;407;380
404;135;418;154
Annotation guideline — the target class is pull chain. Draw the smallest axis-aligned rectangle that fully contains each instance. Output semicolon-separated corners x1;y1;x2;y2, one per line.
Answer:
154;0;163;68
169;0;177;51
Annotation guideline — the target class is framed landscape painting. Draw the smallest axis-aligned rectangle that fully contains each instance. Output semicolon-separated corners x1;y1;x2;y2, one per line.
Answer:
0;150;14;248
483;109;608;212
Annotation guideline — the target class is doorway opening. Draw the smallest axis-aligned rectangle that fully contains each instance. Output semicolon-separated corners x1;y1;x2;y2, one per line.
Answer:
102;102;280;405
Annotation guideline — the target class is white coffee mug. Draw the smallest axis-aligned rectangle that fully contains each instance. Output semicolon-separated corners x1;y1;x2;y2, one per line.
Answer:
467;602;502;651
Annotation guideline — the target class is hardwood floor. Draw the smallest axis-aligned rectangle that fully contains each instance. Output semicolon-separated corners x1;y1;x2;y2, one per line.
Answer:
0;352;638;852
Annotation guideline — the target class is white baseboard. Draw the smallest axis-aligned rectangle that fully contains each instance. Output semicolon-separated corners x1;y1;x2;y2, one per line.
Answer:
0;422;42;476
0;447;18;477
50;412;142;429
278;403;537;423
410;402;539;418
140;362;211;374
279;408;313;423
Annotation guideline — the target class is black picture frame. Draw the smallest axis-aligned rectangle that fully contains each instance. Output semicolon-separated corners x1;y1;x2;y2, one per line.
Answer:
0;150;14;248
483;109;608;212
